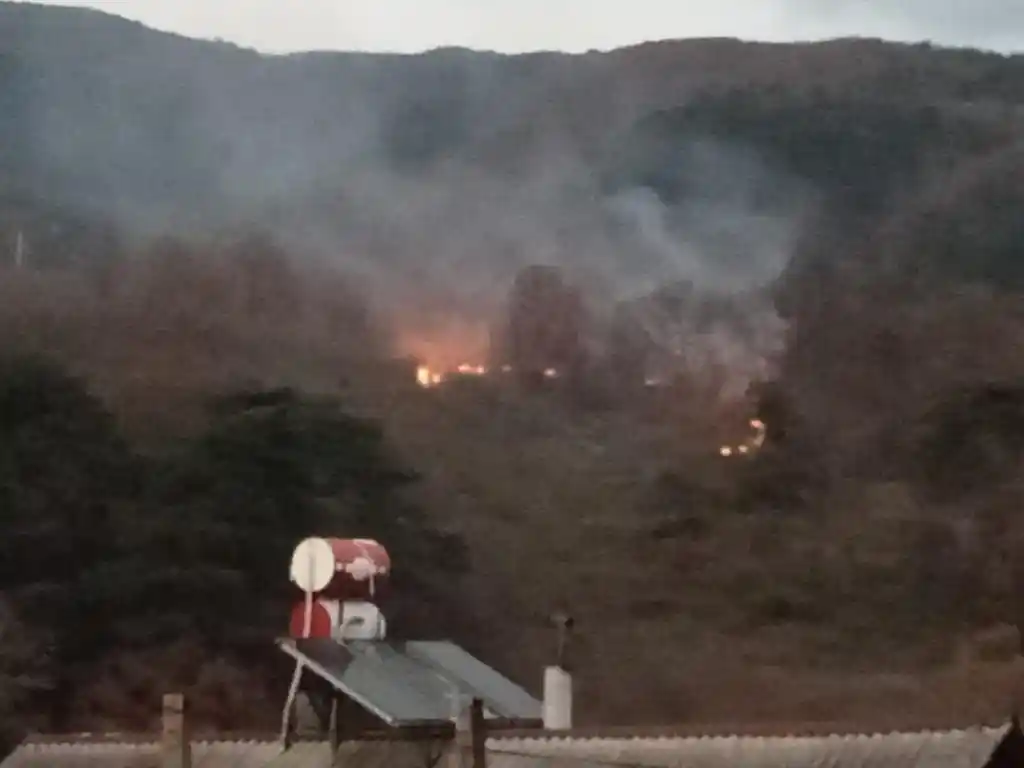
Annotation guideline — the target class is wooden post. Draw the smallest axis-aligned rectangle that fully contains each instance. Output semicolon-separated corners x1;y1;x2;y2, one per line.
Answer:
1013;624;1024;724
448;698;470;768
470;698;486;768
161;693;191;768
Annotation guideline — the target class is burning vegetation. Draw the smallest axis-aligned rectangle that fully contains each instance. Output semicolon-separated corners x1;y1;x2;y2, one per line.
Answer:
415;362;489;388
405;263;776;468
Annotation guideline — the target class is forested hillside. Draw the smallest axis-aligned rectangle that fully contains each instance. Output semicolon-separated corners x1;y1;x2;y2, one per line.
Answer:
3;1;1024;746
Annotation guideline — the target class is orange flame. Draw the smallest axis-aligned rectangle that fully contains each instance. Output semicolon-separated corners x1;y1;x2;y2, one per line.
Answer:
416;362;489;388
416;365;443;388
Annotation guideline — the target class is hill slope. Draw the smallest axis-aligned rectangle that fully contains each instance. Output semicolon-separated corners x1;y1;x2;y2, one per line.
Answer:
5;4;1024;353
4;2;1024;733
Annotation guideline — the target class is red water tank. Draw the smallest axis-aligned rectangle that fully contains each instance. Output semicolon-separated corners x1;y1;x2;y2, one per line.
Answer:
288;537;390;601
288;598;338;639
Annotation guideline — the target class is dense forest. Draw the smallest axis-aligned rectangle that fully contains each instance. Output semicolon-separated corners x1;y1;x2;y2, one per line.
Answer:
4;0;1024;747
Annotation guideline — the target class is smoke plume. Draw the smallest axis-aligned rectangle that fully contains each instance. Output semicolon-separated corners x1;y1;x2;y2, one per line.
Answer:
5;3;815;388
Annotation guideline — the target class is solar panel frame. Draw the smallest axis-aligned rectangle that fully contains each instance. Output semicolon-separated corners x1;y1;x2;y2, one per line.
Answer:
278;638;542;728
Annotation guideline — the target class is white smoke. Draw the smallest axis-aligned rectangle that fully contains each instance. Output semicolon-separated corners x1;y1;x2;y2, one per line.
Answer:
7;5;815;387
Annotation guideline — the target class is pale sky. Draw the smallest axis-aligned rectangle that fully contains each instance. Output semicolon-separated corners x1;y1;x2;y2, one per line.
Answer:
13;0;1024;54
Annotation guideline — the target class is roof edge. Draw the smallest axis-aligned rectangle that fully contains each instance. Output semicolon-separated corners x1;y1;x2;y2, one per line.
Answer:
21;731;286;746
487;718;1016;741
17;717;1015;747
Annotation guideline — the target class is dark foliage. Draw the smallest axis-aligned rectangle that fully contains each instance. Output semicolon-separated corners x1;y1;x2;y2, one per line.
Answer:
0;356;467;732
616;89;1001;217
916;382;1024;501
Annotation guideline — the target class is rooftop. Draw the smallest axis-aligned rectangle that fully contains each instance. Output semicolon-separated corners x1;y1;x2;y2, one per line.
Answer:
3;719;1019;768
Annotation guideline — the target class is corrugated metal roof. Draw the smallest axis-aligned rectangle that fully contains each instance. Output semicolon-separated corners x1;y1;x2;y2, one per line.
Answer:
263;741;333;767
486;725;1013;768
330;740;450;768
488;755;613;768
279;637;541;726
2;723;1012;768
0;738;450;768
0;739;283;768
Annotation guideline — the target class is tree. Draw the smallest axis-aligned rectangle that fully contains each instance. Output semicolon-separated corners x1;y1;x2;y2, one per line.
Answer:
0;354;136;728
881;144;1024;290
88;387;468;655
604;302;653;394
0;368;470;728
497;265;588;387
916;383;1024;502
0;597;51;748
221;233;302;323
133;236;233;324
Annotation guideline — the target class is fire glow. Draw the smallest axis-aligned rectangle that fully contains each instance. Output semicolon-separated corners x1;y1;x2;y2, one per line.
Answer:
416;363;489;388
414;362;542;388
416;366;443;387
719;418;766;458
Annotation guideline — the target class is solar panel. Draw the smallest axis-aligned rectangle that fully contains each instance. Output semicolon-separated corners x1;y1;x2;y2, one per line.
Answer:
278;638;542;727
405;641;542;719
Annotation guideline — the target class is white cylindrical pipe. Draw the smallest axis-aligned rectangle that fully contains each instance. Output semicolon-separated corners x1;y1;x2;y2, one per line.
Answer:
353;539;376;598
303;549;314;638
542;666;572;730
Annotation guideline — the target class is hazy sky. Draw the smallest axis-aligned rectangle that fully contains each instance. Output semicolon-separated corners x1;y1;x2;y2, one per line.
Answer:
15;0;1024;54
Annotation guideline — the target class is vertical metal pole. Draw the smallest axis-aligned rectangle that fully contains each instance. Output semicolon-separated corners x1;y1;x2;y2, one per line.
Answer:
280;661;304;747
353;539;376;597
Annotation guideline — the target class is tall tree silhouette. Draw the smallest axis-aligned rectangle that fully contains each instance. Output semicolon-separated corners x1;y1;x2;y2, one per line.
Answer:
498;265;587;388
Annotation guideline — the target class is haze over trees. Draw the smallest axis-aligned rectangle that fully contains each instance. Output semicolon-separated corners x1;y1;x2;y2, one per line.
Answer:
3;0;1024;742
494;265;588;386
